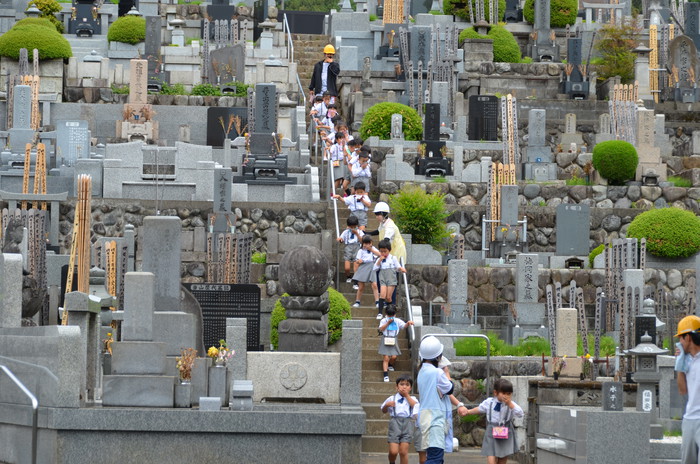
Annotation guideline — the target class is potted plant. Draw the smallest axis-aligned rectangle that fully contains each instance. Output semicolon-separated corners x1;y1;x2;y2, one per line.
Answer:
174;348;197;408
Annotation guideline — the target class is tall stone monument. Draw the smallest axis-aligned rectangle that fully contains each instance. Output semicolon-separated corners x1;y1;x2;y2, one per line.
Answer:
278;246;332;352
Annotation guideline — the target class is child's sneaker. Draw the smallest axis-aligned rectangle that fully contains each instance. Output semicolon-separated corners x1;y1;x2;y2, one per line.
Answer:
388;365;395;372
352;283;359;290
383;375;390;382
352;301;360;307
345;277;353;283
376;313;383;320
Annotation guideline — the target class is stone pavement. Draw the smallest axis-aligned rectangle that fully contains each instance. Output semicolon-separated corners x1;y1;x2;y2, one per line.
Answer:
361;450;518;463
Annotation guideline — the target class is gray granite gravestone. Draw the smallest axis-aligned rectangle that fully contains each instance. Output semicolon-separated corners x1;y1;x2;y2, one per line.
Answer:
669;35;700;103
446;259;470;326
56;120;90;167
249;83;278;155
686;2;700;50
141;216;181;312
555;204;590;256
8;85;35;150
410;26;432;66
516;254;538;304
501;185;519;226
602;381;624;411
210;167;235;233
145;16;169;89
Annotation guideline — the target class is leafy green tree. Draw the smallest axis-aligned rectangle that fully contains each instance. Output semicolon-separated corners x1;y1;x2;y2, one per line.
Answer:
459;24;522;63
389;185;450;249
523;0;577;27
591;18;641;83
28;0;64;32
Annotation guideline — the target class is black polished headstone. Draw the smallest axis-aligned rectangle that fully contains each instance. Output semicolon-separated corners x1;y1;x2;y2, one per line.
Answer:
423;103;440;141
602;381;624;411
206;107;247;148
202;6;237;39
183;283;261;352
68;0;102;35
635;315;657;346
504;0;523;21
468;95;498;141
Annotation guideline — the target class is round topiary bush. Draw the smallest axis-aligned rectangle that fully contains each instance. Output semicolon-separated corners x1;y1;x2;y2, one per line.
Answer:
588;243;605;268
591;140;638;185
15;17;56;30
360;102;422;141
627;208;700;259
458;24;522;63
107;15;146;44
444;0;505;22
0;23;71;60
389;184;450;249
270;288;352;349
523;0;578;27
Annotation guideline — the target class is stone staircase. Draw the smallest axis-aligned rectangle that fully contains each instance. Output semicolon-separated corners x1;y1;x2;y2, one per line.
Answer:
330;204;417;454
292;33;331;93
66;35;109;62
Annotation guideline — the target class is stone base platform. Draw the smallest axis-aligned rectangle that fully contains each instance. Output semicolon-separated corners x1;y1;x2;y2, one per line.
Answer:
0;403;365;464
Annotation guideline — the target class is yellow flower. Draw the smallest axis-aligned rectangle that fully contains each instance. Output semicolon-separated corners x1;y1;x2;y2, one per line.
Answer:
585;353;591;359
207;346;219;358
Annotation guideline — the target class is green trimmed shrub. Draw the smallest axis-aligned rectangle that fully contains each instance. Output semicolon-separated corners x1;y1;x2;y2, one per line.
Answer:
222;81;251;97
591;140;638;185
454;332;616;356
444;0;505;22
15;17;56;29
523;0;577;27
458;24;521;63
0;23;71;60
359;102;422;141
389;185;450;249
270;288;352;349
107;15;146;44
28;0;64;32
158;82;186;95
588;243;605;268
191;83;222;96
627;208;700;259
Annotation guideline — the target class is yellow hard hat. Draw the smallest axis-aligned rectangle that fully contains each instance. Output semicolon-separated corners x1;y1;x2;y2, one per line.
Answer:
676;315;700;337
323;44;335;54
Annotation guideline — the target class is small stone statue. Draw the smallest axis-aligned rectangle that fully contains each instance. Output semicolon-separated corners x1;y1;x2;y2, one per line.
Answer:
391;114;403;140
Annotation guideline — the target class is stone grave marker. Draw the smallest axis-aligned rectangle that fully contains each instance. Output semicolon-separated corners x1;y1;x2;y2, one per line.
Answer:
56;120;90;167
501;185;519;226
410;26;432;67
685;2;700;50
468;95;498;141
129;59;148;105
524;109;555;181
213;167;232;214
555;307;577;356
534;0;550;44
669;35;700;102
602;381;624;411
447;259;469;325
516;254;538;304
391;113;403;140
12;85;31;129
423;103;440;141
141;216;181;312
555;204;590;256
209;44;245;85
528;109;546;148
145;16;169;89
254;83;277;134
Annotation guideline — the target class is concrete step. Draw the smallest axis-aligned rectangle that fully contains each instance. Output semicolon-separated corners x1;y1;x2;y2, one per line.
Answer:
363;403;389;420
650;441;682;460
361;338;410;351
362;435;421;453
361;378;413;393
366;418;395;436
362;358;412;375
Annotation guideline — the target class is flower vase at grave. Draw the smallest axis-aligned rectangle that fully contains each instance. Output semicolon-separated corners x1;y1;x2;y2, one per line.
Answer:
174;380;192;408
553;372;559;381
102;352;112;376
208;364;228;406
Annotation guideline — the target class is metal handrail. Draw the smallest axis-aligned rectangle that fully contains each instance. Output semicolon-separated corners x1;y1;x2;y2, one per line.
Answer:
400;257;415;344
0;364;38;464
419;333;492;395
282;13;306;107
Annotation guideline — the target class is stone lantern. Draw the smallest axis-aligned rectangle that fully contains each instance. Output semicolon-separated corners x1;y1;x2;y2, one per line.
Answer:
626;332;668;439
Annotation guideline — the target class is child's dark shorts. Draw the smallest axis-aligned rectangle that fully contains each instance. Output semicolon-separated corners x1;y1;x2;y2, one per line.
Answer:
388;416;414;444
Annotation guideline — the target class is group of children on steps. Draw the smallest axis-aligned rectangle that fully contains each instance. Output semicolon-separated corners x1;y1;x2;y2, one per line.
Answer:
333;185;523;464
